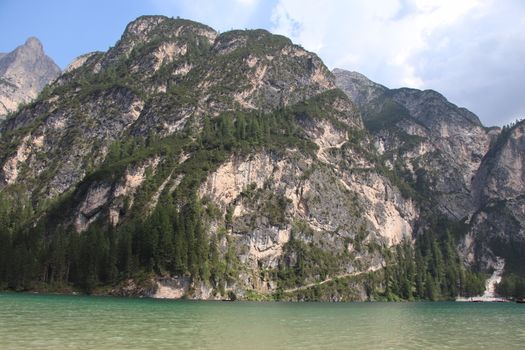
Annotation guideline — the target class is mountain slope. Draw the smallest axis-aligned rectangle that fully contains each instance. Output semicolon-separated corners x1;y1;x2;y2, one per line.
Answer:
0;37;61;119
334;68;492;220
464;121;525;274
335;68;525;298
0;16;488;301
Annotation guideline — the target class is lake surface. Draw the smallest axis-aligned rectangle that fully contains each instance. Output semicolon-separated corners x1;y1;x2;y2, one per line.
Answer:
1;293;524;349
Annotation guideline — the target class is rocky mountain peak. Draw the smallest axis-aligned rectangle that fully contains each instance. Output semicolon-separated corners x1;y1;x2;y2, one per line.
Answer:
23;36;44;53
213;29;291;53
0;37;60;119
332;68;386;108
124;15;170;37
101;15;218;68
0;17;346;201
390;87;483;129
332;68;373;84
0;37;47;72
335;68;491;220
122;15;217;43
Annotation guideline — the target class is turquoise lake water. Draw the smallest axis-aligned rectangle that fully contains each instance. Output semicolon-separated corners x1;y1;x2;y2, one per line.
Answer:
1;293;524;349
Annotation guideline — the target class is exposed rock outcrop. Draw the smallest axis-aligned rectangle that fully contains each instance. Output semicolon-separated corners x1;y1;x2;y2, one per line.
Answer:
0;37;61;119
334;68;492;220
465;121;525;271
335;68;525;281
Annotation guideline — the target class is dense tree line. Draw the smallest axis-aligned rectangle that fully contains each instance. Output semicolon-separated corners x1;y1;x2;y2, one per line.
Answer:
276;226;487;301
497;275;525;299
383;232;485;300
0;190;238;294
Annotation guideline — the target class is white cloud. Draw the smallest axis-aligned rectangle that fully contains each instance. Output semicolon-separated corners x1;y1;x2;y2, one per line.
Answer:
235;0;258;6
271;0;479;88
270;0;525;125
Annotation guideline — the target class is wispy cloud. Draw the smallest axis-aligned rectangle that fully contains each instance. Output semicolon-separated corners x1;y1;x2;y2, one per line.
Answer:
270;0;525;125
271;0;480;88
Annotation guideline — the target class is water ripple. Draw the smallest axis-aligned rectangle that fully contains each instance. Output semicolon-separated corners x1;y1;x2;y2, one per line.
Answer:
1;294;524;349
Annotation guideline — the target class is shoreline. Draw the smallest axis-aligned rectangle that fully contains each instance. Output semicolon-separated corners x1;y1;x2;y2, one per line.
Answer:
1;289;516;303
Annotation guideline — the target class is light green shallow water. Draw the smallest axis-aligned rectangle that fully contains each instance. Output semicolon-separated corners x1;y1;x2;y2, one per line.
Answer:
1;293;525;349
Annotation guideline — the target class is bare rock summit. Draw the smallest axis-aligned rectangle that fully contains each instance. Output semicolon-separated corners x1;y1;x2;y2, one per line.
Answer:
0;37;61;119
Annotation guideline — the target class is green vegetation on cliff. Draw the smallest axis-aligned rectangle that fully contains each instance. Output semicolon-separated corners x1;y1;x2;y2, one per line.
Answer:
0;17;507;302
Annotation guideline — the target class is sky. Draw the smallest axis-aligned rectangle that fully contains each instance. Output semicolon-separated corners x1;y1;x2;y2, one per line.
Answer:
0;0;524;126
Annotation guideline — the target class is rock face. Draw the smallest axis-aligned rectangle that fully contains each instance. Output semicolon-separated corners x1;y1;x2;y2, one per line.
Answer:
0;37;61;119
0;16;335;201
334;68;492;220
464;121;525;272
335;68;525;279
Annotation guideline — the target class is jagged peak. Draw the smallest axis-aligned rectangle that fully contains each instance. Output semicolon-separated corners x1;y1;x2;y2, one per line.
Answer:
122;15;217;42
64;52;100;74
0;36;59;74
212;28;294;56
391;87;483;127
1;36;47;63
23;36;44;52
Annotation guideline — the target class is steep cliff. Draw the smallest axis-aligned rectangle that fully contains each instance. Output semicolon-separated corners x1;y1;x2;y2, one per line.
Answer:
0;16;420;300
464;121;525;273
0;37;61;119
334;68;492;220
335;68;525;297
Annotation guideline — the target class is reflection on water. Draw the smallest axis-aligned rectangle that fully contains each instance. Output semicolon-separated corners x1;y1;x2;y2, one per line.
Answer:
1;293;524;350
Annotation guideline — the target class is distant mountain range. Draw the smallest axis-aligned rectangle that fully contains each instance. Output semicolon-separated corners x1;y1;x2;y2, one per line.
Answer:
0;16;523;301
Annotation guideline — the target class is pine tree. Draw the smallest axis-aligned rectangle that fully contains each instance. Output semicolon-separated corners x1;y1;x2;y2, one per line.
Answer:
209;235;220;285
414;248;426;299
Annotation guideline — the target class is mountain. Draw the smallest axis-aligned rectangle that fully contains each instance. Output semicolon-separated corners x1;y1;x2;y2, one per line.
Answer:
334;68;493;220
465;120;525;276
0;16;509;301
335;68;525;298
0;37;61;119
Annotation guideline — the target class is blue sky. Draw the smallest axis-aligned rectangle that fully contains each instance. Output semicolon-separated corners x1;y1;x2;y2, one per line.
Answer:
0;0;277;68
1;0;524;126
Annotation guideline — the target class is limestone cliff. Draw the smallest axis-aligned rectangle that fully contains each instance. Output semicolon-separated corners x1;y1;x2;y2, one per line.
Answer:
335;68;525;286
334;68;492;220
464;121;525;273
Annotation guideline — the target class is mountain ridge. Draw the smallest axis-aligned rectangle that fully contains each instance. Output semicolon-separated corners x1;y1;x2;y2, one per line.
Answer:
334;68;492;220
